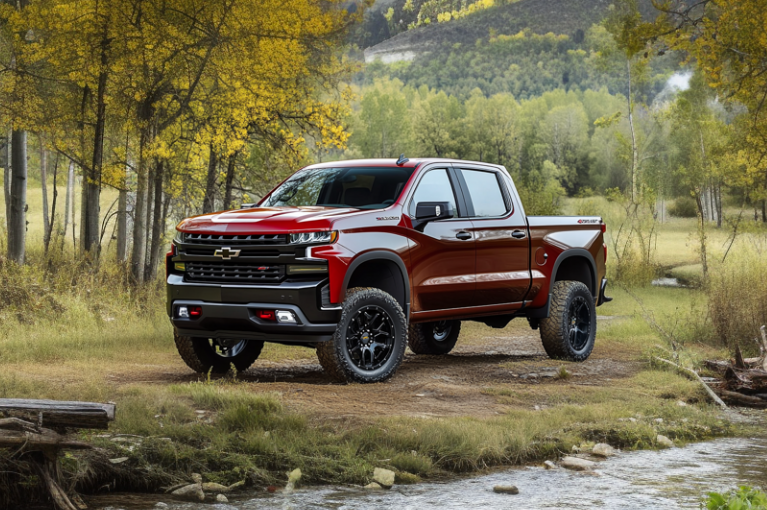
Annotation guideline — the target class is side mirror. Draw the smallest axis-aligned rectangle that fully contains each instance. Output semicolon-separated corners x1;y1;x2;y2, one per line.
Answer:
413;201;453;230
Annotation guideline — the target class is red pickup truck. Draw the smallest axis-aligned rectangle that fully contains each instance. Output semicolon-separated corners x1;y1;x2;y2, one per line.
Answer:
167;158;610;383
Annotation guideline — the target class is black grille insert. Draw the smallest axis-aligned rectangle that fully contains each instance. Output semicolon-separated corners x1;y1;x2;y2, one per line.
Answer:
185;262;285;284
184;233;287;245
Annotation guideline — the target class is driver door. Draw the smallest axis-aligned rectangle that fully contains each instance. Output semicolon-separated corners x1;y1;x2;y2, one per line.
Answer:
407;168;476;312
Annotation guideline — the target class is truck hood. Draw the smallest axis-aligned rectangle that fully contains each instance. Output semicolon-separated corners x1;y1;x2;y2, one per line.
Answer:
177;206;360;234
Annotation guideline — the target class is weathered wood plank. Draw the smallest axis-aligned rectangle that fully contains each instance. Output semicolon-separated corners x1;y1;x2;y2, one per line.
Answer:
0;429;94;450
0;399;115;430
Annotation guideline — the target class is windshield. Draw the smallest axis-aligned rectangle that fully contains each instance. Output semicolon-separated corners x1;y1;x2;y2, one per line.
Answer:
262;166;415;209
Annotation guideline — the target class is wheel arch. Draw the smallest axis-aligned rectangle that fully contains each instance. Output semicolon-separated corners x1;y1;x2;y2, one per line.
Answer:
342;251;411;318
550;249;598;297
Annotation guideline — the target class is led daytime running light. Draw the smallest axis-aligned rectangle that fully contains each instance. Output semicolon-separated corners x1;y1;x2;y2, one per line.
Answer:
289;231;337;245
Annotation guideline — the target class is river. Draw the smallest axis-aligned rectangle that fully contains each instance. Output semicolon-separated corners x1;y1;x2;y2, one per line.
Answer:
94;436;767;510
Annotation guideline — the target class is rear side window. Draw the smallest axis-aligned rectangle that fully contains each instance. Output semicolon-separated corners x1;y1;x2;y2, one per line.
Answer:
408;169;457;217
460;169;508;217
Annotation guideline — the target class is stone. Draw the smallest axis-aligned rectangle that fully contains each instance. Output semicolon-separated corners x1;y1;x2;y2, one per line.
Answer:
216;494;229;503
191;473;203;484
560;456;596;471
656;435;674;448
629;417;637;423
285;468;302;493
373;467;396;487
493;485;519;494
109;457;129;464
677;400;688;407
154;504;168;508
653;418;664;424
591;443;616;458
227;481;245;491
364;482;383;490
202;482;230;493
543;460;558;470
171;483;204;502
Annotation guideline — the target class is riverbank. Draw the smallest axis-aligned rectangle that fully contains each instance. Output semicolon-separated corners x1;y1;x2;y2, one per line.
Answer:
0;284;750;507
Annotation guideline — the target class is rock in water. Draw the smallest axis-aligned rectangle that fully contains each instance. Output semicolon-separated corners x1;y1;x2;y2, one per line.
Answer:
493;485;519;494
373;468;396;487
216;494;229;503
543;460;558;470
656;435;674;448
592;443;616;458
285;468;302;493
227;480;245;492
171;484;204;502
191;473;203;484
364;482;383;490
560;456;596;471
202;482;230;493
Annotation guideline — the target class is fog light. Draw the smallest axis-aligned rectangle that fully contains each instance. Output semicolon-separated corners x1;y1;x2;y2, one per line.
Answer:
258;310;276;322
276;310;297;324
175;262;186;271
177;306;189;319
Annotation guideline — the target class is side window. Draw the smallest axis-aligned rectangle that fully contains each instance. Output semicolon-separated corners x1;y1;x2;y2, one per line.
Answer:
460;169;508;217
408;169;457;217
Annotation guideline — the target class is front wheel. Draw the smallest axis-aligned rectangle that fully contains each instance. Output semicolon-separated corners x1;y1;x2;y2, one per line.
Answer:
174;331;264;373
539;281;596;361
316;287;407;383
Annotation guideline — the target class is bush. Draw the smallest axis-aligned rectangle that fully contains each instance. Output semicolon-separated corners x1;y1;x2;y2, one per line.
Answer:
706;252;767;350
706;486;767;510
669;196;698;218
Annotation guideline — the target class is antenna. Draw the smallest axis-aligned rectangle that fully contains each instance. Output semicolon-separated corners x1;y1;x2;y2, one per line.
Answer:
396;154;409;166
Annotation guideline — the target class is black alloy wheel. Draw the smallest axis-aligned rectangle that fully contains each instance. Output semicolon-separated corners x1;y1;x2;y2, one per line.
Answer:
346;305;396;371
316;287;408;383
408;319;461;355
539;280;596;362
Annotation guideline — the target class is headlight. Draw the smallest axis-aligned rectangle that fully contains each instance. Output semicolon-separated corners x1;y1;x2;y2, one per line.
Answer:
173;231;185;243
289;231;337;245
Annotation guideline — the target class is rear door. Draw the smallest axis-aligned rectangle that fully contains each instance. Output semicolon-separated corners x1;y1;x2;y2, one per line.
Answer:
406;167;476;312
456;165;531;307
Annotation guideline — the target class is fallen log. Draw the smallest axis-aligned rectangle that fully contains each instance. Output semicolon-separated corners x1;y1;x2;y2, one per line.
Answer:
717;389;767;409
653;357;727;409
0;399;115;430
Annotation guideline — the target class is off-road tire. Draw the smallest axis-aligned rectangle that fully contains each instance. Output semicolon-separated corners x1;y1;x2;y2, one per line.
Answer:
316;287;408;383
408;320;461;355
174;331;264;373
539;280;596;362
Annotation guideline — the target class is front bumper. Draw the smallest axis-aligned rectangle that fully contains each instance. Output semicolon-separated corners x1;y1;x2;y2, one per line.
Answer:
167;274;339;343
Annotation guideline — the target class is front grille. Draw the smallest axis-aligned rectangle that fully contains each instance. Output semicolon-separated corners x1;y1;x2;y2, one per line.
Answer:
183;247;282;258
185;262;285;284
184;233;287;245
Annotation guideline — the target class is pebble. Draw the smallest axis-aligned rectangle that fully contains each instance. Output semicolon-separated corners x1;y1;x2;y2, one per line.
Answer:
560;456;596;471
656;435;674;448
108;457;129;464
155;504;168;508
677;400;688;407
216;494;229;503
543;460;558;470
364;482;383;490
493;485;519;494
654;418;664;424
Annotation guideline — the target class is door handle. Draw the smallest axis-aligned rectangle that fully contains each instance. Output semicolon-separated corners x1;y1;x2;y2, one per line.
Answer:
511;230;527;239
456;231;472;240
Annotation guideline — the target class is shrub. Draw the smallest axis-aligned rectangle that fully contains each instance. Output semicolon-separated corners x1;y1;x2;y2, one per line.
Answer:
669;196;698;218
706;486;767;510
706;252;767;351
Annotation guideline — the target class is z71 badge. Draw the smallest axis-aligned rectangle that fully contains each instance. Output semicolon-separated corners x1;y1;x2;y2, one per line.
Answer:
376;216;400;221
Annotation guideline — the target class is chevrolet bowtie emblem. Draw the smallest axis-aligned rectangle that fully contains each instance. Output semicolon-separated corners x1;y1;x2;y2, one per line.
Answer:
214;247;241;260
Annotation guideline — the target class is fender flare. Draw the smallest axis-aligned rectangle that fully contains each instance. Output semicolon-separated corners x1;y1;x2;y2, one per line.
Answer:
341;250;411;318
549;248;598;297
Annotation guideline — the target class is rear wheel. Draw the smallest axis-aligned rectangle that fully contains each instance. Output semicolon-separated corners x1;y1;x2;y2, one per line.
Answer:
316;287;407;383
174;331;264;373
408;320;461;355
539;280;596;361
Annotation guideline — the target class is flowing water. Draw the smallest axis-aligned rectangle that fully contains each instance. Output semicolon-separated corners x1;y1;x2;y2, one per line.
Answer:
94;437;767;510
